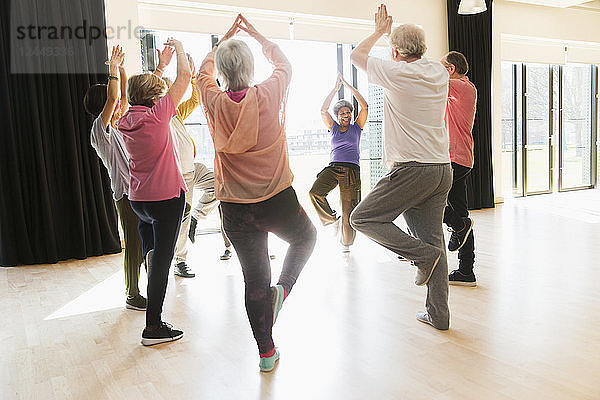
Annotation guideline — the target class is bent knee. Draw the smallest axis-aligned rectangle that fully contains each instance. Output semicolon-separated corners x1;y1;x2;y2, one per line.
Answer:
350;205;367;230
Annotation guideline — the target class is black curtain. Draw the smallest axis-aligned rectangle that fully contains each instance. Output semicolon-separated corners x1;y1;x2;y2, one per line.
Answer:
447;0;495;209
0;0;121;267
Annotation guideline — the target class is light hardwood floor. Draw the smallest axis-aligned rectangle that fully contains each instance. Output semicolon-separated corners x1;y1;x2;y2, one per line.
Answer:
2;189;600;400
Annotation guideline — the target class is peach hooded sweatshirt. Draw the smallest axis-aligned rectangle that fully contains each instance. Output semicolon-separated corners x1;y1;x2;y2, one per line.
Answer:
197;41;293;203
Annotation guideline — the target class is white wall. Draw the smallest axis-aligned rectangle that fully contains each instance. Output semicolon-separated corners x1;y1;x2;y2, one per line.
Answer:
492;0;600;201
105;0;142;75
105;0;449;71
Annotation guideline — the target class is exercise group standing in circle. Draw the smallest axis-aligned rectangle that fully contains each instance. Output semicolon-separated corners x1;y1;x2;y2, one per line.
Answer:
83;4;478;372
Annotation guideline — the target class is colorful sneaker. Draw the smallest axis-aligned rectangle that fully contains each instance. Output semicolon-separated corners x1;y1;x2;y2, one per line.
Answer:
125;294;147;311
448;218;473;252
220;248;232;260
271;285;285;326
174;262;195;278
449;269;477;287
141;322;183;346
415;253;441;286
259;348;280;372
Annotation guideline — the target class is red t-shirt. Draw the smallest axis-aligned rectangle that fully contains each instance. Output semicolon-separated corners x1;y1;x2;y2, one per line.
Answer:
118;94;188;201
446;76;477;168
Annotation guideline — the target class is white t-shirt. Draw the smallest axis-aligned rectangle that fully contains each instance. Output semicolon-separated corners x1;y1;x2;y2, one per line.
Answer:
367;57;451;166
90;116;130;201
171;117;195;175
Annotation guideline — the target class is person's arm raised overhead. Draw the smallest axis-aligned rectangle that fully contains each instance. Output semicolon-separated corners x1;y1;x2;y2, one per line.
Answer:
350;4;392;72
100;45;124;129
165;38;191;106
321;74;343;130
177;54;199;121
196;15;242;114
341;76;369;129
153;45;174;78
115;52;129;122
238;14;291;94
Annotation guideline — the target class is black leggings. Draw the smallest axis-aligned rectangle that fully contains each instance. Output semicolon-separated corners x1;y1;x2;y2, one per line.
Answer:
131;190;185;327
221;187;317;354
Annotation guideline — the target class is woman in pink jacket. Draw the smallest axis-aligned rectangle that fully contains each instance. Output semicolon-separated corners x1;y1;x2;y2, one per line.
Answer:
197;15;316;372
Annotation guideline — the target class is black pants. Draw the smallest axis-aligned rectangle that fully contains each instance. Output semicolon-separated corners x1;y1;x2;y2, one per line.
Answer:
309;163;361;246
443;162;475;272
221;187;316;354
130;190;186;327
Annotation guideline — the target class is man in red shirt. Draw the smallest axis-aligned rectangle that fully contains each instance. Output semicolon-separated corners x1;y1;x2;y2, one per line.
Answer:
442;51;477;287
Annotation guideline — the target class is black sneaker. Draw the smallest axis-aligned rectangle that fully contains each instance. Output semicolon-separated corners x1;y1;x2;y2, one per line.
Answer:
126;294;147;310
448;269;477;287
448;218;473;252
220;249;232;260
174;262;195;278
141;322;183;346
188;216;197;243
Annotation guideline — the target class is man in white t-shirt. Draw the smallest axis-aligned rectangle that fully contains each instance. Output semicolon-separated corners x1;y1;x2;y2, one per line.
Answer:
350;4;453;330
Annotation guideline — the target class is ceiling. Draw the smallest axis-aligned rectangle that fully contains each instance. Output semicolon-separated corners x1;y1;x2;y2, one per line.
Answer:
505;0;600;8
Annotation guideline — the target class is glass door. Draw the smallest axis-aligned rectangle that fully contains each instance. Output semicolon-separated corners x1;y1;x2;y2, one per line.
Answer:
523;64;553;195
558;64;597;191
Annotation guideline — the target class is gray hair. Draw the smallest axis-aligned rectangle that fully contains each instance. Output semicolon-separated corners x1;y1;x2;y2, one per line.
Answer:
215;39;254;91
390;24;427;58
333;100;353;116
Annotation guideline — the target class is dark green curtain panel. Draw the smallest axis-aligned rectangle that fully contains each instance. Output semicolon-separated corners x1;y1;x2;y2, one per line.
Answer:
0;0;121;266
447;0;495;209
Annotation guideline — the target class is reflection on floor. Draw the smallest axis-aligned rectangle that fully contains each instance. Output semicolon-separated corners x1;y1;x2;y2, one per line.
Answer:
2;189;600;399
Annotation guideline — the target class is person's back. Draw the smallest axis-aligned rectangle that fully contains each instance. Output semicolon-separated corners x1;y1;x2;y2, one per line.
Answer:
350;13;453;331
367;56;449;165
441;50;478;287
198;37;293;203
446;75;477;168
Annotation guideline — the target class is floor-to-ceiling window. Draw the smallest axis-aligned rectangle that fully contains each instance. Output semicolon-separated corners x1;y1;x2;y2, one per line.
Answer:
501;61;598;198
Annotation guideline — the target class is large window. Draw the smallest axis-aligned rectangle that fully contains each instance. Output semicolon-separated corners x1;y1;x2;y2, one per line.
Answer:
501;61;598;197
140;31;390;213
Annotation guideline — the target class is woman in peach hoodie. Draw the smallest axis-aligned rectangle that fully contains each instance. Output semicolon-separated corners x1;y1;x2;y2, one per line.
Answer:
197;15;316;372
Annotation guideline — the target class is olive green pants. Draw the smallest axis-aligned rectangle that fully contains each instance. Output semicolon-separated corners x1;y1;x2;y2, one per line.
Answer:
114;196;143;297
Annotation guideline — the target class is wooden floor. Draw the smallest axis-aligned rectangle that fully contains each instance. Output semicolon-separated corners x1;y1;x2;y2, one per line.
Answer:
2;189;600;400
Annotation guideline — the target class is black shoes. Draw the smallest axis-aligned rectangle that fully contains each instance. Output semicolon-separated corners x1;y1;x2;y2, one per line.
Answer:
125;294;147;311
189;216;198;243
141;322;183;346
174;262;195;278
448;269;477;287
448;218;473;252
220;248;232;260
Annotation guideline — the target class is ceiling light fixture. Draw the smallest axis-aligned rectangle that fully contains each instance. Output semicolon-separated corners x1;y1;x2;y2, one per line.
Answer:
458;0;488;14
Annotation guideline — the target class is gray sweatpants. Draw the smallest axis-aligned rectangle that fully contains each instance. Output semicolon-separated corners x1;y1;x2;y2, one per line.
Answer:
350;161;453;329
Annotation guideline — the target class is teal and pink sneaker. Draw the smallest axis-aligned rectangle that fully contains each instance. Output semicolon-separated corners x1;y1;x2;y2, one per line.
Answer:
271;285;285;326
259;348;280;372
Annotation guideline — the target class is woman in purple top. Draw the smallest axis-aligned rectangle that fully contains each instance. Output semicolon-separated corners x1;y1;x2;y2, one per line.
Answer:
309;73;368;252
